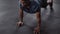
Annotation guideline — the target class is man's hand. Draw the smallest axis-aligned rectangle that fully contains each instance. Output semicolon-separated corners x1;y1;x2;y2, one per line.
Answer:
17;21;24;27
34;26;40;34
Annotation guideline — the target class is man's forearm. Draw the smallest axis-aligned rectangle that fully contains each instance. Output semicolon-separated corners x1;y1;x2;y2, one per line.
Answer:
36;12;41;26
19;9;23;22
37;13;41;26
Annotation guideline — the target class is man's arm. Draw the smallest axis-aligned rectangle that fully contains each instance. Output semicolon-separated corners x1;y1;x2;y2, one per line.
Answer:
17;8;24;27
19;8;23;22
35;7;41;27
36;11;41;27
34;9;41;33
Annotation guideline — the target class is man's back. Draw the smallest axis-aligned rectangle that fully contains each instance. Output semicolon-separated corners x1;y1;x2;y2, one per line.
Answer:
20;1;40;13
30;0;42;5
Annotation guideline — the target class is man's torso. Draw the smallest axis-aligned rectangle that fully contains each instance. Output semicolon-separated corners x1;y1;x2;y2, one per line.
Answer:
20;1;40;13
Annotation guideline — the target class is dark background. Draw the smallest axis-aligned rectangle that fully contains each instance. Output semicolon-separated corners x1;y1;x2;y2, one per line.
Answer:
0;0;60;34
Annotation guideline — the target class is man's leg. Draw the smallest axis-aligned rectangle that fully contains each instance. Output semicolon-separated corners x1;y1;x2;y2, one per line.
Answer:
49;0;53;10
49;2;53;10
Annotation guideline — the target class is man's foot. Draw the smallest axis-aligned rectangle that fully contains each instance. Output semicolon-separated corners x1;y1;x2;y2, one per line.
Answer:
50;7;53;10
17;21;24;27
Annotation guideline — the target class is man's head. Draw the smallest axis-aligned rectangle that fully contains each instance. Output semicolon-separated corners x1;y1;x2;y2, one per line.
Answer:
20;0;30;6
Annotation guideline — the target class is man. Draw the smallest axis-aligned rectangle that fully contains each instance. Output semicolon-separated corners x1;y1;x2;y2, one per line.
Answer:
17;0;41;33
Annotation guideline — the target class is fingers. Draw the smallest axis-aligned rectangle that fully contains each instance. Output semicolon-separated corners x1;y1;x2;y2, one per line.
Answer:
34;31;40;34
34;28;40;32
34;31;38;34
34;27;40;34
17;21;24;27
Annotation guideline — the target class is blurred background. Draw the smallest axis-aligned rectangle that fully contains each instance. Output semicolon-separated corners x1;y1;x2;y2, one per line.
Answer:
0;0;60;34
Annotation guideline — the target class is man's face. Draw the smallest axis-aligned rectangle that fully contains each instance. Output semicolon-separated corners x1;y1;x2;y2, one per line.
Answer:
20;0;30;6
